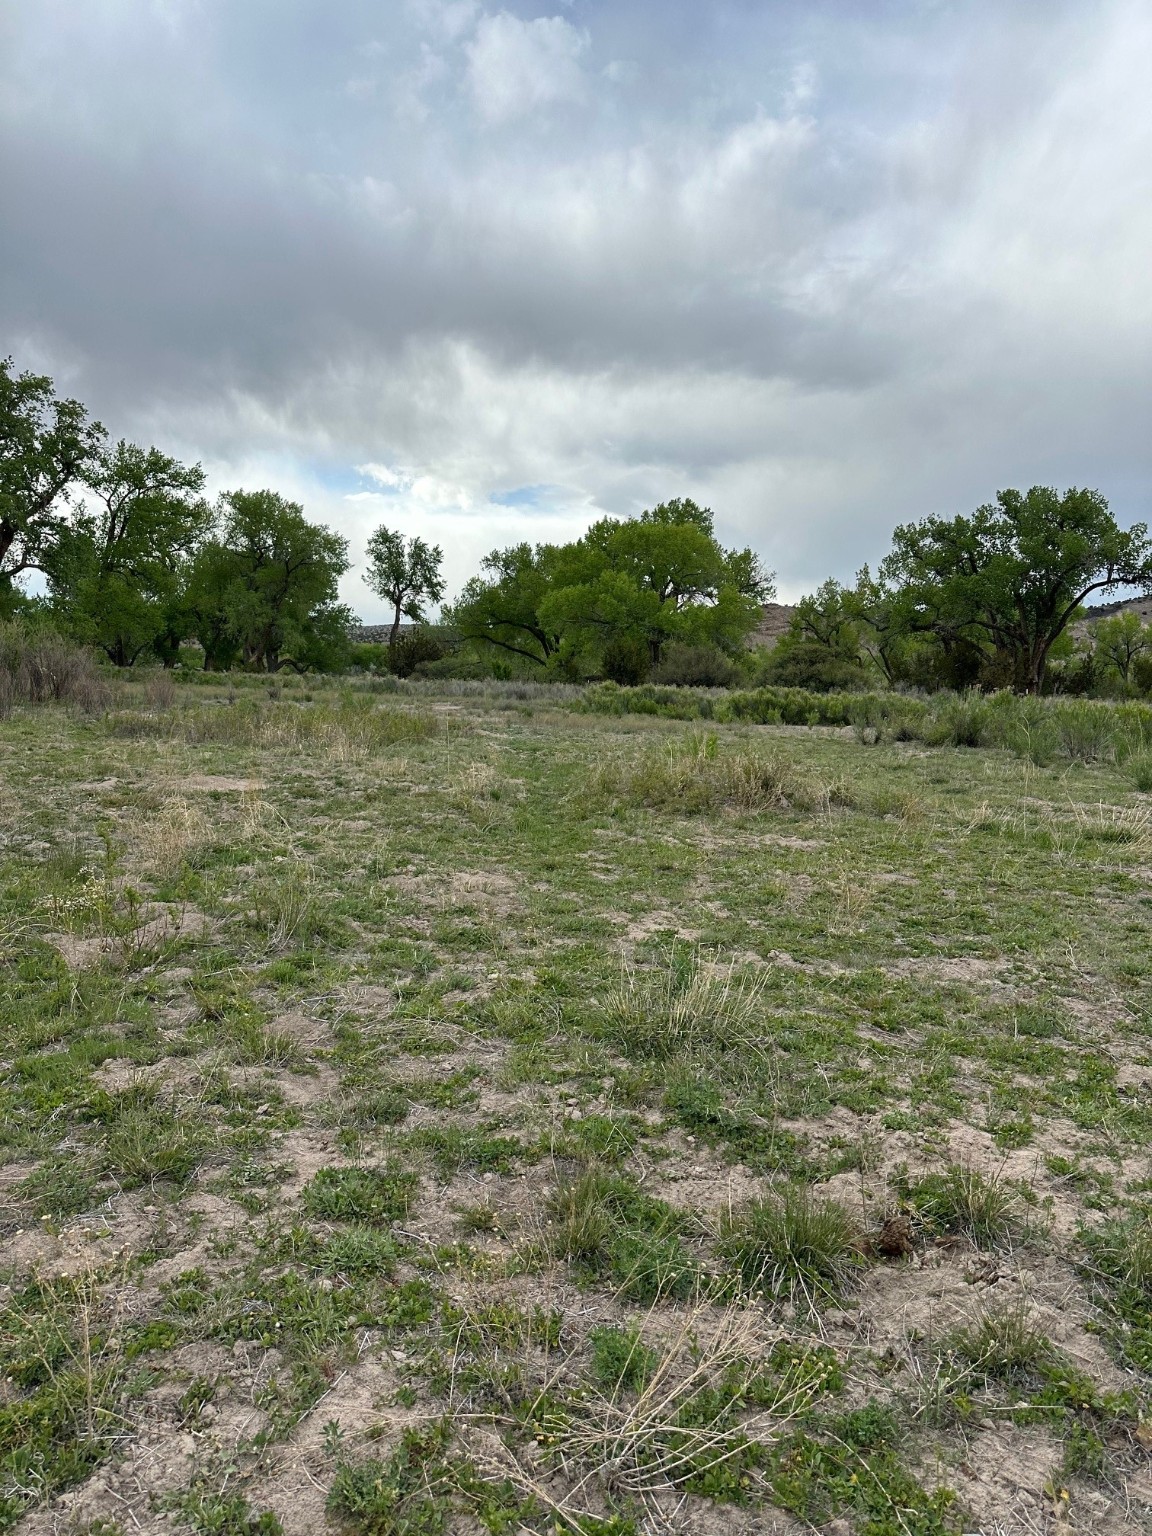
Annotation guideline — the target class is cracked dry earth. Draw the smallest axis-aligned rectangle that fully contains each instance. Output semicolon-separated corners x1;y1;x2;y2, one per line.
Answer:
2;683;1152;1536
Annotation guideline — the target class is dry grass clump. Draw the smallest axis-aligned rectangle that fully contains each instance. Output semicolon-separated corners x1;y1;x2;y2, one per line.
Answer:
129;796;215;877
602;947;769;1062
591;730;849;815
107;697;436;757
0;623;111;717
561;1307;799;1500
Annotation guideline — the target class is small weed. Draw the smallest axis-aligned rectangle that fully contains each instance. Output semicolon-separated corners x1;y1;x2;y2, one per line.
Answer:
302;1165;418;1225
164;1484;283;1534
407;1125;523;1180
589;1324;660;1395
327;1421;454;1535
317;1225;402;1276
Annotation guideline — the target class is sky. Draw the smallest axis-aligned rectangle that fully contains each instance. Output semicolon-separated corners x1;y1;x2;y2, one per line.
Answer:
2;0;1151;622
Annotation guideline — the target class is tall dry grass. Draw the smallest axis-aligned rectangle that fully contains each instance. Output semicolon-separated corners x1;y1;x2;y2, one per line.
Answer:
107;697;437;757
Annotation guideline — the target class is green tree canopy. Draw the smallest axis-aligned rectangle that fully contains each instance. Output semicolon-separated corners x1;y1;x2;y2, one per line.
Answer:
48;441;209;665
188;490;351;672
364;526;446;648
881;486;1152;693
1091;609;1152;687
0;357;106;597
447;543;563;666
451;500;772;676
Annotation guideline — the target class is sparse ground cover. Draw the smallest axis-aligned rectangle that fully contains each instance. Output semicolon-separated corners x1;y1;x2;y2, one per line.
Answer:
2;675;1152;1535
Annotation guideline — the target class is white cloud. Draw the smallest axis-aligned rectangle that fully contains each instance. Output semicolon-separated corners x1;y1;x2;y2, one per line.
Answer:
4;0;1152;612
466;11;589;123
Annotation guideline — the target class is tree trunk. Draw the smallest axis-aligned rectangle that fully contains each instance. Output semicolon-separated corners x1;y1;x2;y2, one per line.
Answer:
389;598;403;650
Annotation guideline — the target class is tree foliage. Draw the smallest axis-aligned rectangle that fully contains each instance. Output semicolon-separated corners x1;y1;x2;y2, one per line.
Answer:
48;442;209;665
881;486;1152;693
0;358;106;594
364;526;445;648
451;499;773;676
188;491;352;672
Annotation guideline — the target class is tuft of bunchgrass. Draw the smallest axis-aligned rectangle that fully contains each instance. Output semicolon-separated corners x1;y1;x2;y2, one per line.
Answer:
107;697;436;758
546;1165;701;1302
590;732;843;815
601;946;768;1063
899;1162;1017;1248
718;1185;865;1306
946;1301;1053;1382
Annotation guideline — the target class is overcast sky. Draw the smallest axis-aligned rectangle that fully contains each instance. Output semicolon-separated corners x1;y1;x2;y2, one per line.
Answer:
3;0;1151;620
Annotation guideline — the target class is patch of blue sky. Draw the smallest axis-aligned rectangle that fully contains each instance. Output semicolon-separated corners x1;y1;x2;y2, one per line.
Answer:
489;484;553;508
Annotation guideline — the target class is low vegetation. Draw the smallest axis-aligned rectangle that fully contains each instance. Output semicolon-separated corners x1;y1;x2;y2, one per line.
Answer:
1;665;1151;1534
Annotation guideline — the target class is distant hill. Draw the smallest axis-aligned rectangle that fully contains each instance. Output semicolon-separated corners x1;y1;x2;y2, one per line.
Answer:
746;602;796;649
1071;595;1152;638
348;623;421;644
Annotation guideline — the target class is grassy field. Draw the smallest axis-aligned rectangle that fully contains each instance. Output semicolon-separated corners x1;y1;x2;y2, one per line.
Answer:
2;676;1152;1535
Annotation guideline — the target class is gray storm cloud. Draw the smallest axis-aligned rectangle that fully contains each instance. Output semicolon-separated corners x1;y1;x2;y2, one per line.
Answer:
1;0;1150;619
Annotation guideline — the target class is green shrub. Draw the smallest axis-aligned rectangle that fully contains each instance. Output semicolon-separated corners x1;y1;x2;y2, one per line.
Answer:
757;641;871;694
925;692;994;748
651;643;741;688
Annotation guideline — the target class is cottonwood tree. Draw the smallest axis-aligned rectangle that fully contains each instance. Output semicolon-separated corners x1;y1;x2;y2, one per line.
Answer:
1092;609;1152;687
882;487;1152;693
0;358;106;600
451;500;772;677
364;526;445;649
190;490;351;672
49;442;209;665
447;543;563;665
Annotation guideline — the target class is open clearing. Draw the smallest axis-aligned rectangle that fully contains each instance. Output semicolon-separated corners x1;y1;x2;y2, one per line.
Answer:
3;679;1152;1535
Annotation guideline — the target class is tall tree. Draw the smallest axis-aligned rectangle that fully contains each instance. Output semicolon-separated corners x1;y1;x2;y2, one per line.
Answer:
0;358;106;595
1092;610;1152;687
364;526;445;649
447;543;562;665
882;487;1152;693
449;501;773;674
191;490;351;672
49;441;209;665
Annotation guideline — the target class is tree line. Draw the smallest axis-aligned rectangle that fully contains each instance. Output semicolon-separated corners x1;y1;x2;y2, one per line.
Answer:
4;356;1152;693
